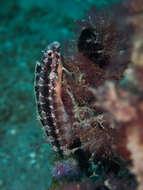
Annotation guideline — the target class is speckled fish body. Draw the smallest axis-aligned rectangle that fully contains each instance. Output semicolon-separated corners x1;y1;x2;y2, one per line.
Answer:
34;41;69;157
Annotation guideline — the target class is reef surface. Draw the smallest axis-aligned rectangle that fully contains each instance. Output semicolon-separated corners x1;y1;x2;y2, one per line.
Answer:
2;0;143;190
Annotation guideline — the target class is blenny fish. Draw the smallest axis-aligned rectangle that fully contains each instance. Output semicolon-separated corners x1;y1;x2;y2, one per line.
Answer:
34;41;72;157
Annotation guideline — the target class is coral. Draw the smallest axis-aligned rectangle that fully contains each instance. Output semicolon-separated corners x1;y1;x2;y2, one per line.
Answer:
93;1;143;189
35;0;138;166
60;1;134;161
95;73;143;190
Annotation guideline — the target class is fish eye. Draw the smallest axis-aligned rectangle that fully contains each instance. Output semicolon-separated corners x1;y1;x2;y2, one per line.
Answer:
48;52;52;56
46;50;53;58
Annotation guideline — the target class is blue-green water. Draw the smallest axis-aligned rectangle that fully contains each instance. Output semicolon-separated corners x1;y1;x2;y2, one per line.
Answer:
0;0;119;189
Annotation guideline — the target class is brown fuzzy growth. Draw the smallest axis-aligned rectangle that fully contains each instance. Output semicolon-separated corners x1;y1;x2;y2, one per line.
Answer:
60;1;135;161
94;1;143;187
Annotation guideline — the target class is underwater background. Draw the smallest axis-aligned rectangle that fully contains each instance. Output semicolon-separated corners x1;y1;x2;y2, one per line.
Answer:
0;0;120;190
